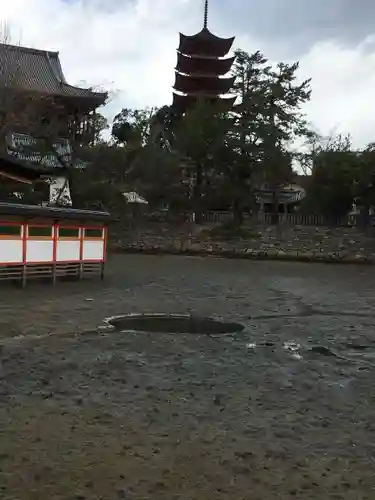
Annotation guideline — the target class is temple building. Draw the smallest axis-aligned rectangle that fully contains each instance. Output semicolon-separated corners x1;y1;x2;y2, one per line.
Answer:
0;45;110;285
172;0;236;113
0;42;107;205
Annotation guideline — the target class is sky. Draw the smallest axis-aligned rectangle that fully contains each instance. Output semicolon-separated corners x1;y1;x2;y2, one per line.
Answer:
2;0;375;148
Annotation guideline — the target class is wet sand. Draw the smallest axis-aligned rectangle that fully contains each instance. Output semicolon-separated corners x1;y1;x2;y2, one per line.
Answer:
0;254;375;499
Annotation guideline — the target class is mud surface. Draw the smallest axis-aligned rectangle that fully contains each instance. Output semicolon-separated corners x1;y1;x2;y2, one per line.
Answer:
0;255;375;499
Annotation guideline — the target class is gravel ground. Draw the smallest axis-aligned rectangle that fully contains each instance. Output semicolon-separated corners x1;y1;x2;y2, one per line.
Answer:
0;254;375;500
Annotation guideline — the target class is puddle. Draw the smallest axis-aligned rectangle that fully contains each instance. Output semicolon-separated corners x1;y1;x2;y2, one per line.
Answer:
106;313;244;335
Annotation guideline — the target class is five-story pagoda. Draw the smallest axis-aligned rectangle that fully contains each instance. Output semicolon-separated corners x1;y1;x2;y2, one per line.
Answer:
172;0;236;113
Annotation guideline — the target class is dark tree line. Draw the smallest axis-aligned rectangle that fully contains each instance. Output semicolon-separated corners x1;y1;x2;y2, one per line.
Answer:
298;133;375;221
60;48;375;225
76;48;311;223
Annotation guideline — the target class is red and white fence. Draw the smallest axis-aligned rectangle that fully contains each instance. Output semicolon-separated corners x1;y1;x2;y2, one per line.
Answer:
0;220;108;286
0;222;106;265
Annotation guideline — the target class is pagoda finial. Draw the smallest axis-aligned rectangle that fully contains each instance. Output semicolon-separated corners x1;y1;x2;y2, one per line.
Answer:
203;0;208;29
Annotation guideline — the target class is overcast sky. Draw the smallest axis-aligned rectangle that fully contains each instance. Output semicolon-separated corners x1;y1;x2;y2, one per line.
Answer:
2;0;375;147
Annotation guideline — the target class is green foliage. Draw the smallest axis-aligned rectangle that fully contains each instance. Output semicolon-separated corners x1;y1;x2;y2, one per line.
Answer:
355;143;375;209
57;43;375;224
301;134;362;217
224;49;311;222
297;132;375;222
174;99;229;164
127;143;188;208
149;105;178;149
67;49;316;218
92;112;109;143
223;50;273;222
255;60;311;198
111;107;155;148
71;144;129;212
173;99;231;218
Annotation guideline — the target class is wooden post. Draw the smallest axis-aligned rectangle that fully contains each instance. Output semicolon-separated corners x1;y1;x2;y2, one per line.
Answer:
21;222;27;288
52;222;57;284
52;263;57;285
79;227;84;280
79;262;84;280
21;264;27;288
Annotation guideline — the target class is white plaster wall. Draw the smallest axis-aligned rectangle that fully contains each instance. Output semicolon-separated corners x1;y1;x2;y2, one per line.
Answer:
26;241;54;263
56;241;80;261
82;241;104;261
49;176;72;206
0;241;23;263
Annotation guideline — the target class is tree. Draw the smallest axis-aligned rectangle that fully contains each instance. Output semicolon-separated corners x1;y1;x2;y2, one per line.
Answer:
91;112;109;144
102;50;313;224
258;61;311;219
173;99;230;221
149;105;178;150
225;50;271;224
217;49;311;224
127;143;187;209
297;133;375;227
355;142;375;224
72;143;129;212
111;107;155;149
301;133;361;217
110;105;183;208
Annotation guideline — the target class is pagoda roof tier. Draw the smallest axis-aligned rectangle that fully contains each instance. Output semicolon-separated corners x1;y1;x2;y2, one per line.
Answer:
176;52;235;76
172;91;236;113
0;43;107;108
174;72;235;95
179;28;234;58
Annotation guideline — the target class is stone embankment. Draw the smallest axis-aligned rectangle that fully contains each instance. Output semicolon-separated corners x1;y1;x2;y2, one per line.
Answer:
110;222;375;264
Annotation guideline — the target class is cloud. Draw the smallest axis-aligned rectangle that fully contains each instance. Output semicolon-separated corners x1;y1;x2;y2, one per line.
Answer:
300;36;375;146
217;0;375;54
1;0;375;148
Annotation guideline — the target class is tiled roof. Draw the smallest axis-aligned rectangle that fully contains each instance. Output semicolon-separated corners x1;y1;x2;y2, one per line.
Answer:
7;133;87;170
0;201;111;221
0;43;106;104
255;185;306;204
0;154;44;183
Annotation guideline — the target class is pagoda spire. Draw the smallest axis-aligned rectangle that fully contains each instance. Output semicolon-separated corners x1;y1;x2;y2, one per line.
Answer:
203;0;208;29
